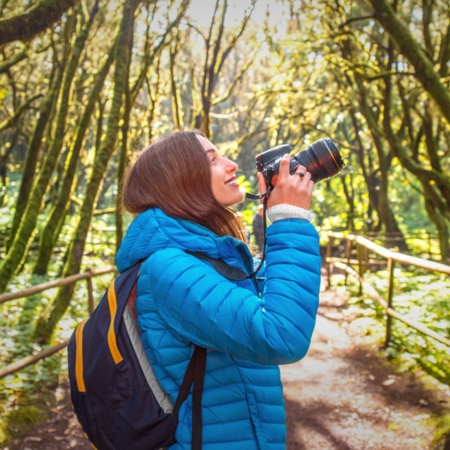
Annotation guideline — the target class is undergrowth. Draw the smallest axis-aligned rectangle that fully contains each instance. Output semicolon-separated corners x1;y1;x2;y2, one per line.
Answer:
331;266;450;448
332;268;450;385
0;222;116;446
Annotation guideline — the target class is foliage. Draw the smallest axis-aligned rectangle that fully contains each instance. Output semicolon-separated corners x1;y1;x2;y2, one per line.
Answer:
0;0;449;441
0;222;115;445
332;268;450;386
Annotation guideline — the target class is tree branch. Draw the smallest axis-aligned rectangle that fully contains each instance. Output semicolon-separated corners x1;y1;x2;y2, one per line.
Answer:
365;0;450;124
0;0;77;46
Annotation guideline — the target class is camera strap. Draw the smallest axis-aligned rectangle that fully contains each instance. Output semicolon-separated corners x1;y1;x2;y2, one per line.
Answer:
245;186;272;279
245;192;266;200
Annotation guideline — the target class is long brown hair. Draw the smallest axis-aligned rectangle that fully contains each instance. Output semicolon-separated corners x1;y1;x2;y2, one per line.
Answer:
122;129;245;240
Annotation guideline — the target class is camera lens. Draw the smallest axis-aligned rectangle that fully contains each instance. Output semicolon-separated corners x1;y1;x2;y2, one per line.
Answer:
292;138;344;183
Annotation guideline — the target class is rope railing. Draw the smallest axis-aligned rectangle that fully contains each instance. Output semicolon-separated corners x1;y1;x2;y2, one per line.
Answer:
324;231;450;347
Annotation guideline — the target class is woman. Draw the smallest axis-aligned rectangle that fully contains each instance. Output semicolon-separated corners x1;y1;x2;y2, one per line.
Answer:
116;129;321;449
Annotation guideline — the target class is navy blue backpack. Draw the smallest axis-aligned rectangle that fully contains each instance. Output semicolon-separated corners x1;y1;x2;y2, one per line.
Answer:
67;262;207;450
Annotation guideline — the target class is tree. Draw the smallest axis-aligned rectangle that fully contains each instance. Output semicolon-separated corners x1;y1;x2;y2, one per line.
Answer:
381;37;450;260
6;44;67;248
32;0;142;343
0;0;78;45
364;0;450;125
340;0;450;259
304;0;448;255
176;0;257;137
115;0;190;250
0;2;99;292
33;36;115;274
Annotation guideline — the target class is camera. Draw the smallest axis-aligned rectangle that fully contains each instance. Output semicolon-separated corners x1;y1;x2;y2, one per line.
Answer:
255;138;344;187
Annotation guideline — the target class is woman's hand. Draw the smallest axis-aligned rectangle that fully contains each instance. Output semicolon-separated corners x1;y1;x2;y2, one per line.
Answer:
257;154;314;209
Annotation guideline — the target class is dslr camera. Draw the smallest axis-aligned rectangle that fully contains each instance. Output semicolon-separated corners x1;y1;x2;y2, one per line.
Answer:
256;138;344;187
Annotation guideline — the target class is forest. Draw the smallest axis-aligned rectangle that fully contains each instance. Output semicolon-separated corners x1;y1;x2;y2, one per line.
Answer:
0;0;449;444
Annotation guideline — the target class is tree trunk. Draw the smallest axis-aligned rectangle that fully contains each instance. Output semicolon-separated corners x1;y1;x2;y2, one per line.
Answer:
365;0;450;124
115;84;131;253
33;0;141;344
8;63;63;249
0;5;95;292
170;37;183;129
33;40;114;275
115;1;189;251
423;188;449;263
352;80;408;250
381;38;450;259
0;0;77;45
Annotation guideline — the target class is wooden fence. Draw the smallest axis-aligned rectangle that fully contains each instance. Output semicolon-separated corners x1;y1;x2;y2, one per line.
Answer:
0;266;116;379
325;231;450;347
1;231;449;379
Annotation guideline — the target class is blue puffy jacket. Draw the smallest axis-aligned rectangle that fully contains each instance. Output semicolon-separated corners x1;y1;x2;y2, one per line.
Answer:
115;207;321;449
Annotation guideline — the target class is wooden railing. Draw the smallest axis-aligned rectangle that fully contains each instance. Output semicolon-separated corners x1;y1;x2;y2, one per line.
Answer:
2;231;449;379
324;231;450;347
0;266;116;379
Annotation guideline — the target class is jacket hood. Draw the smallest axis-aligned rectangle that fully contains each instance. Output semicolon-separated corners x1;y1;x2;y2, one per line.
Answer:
115;207;245;273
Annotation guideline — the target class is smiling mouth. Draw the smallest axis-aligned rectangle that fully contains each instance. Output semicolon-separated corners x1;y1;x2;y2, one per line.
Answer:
225;177;238;186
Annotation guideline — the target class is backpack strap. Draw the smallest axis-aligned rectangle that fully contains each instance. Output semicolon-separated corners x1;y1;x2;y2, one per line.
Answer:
131;251;240;449
185;251;248;281
172;345;207;450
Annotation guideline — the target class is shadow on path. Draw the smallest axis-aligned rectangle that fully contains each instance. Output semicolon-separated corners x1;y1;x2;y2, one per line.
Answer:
282;289;450;450
6;286;450;450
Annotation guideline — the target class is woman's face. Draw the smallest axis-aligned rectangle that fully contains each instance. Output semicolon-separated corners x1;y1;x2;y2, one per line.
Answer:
196;135;244;207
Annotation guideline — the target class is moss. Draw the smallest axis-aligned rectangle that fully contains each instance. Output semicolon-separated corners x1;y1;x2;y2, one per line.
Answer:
430;414;450;450
0;404;48;447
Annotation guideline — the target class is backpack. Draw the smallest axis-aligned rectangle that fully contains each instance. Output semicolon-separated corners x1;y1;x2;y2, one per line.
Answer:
67;253;248;450
67;262;206;450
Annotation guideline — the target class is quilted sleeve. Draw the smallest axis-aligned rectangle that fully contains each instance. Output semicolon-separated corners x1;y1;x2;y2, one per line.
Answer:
141;219;321;365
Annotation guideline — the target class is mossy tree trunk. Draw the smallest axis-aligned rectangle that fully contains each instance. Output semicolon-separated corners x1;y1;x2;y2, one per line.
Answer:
0;0;77;45
423;189;449;262
33;0;142;344
115;0;190;250
8;59;64;249
337;33;408;250
33;36;114;275
0;5;96;293
381;38;450;261
365;0;450;125
0;95;42;208
364;115;406;250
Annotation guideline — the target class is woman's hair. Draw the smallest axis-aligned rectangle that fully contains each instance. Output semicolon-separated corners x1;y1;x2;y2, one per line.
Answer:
122;129;245;240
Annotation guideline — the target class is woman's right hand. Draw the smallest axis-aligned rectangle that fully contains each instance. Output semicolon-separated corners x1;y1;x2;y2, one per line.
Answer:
257;154;314;209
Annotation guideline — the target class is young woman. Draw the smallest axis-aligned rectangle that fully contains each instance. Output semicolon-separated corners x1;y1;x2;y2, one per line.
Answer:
116;129;321;449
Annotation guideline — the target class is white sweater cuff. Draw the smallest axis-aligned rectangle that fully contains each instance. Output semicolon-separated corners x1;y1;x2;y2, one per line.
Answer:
267;204;315;223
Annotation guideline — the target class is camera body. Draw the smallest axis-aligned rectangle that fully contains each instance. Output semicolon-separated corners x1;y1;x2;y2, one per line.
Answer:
255;138;344;187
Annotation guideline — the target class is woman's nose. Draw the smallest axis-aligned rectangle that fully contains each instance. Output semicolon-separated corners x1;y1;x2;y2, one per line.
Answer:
225;158;238;172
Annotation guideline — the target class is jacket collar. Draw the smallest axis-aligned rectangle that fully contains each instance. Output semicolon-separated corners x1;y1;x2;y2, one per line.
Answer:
115;208;249;272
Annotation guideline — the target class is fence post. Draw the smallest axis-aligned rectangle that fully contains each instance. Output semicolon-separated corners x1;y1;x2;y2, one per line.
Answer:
344;238;352;286
357;243;363;295
326;236;332;289
426;232;432;259
86;269;94;314
384;258;395;347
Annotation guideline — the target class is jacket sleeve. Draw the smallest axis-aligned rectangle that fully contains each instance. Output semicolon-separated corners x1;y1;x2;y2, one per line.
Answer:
139;219;321;365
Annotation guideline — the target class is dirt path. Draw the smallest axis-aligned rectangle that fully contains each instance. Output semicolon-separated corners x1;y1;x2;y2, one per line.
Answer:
283;289;450;450
6;286;450;450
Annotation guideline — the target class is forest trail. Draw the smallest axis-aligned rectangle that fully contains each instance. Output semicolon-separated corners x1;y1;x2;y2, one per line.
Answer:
6;274;450;450
283;286;449;449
